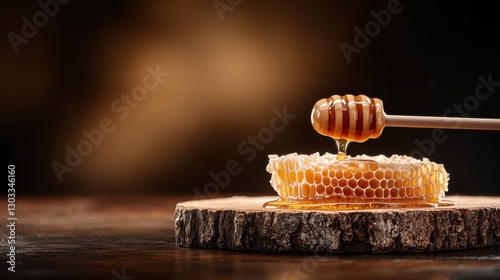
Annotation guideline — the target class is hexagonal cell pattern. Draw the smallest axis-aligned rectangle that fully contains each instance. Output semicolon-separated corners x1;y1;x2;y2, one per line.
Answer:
267;153;449;201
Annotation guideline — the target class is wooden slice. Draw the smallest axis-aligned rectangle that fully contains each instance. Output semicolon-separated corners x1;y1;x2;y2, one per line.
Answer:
175;196;500;253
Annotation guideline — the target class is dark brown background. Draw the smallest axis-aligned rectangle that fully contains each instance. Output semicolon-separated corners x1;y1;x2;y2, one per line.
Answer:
2;0;500;197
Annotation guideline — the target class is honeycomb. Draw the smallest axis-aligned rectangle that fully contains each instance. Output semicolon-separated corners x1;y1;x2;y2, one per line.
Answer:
265;153;449;208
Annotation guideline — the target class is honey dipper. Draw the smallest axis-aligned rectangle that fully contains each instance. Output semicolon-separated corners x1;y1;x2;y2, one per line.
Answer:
311;94;500;143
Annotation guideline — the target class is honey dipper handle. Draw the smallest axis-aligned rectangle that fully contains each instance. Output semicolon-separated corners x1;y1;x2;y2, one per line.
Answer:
385;114;500;131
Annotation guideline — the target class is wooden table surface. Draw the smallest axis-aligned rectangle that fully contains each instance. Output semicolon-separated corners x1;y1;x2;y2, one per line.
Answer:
1;196;500;280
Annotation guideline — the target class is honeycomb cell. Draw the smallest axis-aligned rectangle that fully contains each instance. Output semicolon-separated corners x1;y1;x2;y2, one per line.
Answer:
421;166;428;175
390;188;398;197
406;187;413;197
415;187;422;197
399;188;405;197
339;179;348;187
343;187;353;196
411;177;418;186
387;180;394;188
317;184;325;195
305;169;314;184
395;180;402;188
380;179;388;188
315;173;322;184
363;171;374;180
365;188;375;198
266;153;449;204
354;187;364;197
370;179;379;189
326;186;334;195
331;178;338;186
358;179;369;189
348;179;357;188
322;177;330;186
297;171;304;182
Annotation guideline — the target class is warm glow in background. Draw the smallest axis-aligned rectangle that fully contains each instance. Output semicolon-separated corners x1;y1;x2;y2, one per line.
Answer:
2;1;500;195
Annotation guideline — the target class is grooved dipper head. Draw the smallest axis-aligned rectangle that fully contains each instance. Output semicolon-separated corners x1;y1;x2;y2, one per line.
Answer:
311;94;386;142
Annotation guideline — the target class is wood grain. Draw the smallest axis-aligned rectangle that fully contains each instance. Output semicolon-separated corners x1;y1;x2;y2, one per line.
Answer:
2;196;500;280
175;196;500;253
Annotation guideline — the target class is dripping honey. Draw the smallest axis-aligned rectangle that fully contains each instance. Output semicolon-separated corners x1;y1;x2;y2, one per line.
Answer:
335;139;349;160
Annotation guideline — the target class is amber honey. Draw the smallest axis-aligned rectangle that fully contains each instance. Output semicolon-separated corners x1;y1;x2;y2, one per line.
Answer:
264;153;454;210
263;197;455;210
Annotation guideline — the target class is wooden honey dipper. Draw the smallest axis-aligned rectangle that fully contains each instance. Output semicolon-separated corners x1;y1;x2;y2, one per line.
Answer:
311;94;500;156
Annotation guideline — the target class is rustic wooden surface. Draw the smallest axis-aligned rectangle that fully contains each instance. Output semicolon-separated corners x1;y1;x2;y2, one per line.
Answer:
1;196;500;280
175;196;500;253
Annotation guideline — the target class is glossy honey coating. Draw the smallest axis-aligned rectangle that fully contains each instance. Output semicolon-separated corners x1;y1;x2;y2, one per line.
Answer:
265;153;449;205
311;94;386;142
